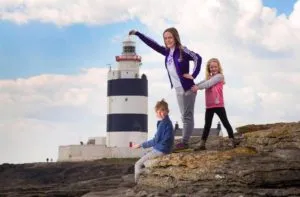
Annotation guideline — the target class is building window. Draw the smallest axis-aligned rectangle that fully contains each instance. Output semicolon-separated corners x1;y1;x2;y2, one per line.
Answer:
123;46;135;53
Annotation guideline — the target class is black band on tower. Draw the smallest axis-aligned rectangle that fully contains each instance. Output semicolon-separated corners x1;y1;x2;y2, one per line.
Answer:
107;78;148;96
107;114;148;132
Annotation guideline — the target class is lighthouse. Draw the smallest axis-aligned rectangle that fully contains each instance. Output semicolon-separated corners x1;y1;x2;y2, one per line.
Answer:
106;37;148;147
57;37;148;161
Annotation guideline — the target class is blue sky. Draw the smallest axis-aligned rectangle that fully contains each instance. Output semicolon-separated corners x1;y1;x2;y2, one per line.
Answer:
0;20;147;79
0;1;294;79
0;0;300;164
263;0;297;15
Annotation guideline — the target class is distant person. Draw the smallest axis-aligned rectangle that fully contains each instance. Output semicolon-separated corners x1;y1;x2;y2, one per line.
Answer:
191;58;238;150
132;99;174;183
46;158;49;163
129;27;202;150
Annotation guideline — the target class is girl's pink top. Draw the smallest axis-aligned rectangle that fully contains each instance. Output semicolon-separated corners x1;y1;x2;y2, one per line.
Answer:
205;81;224;108
196;74;224;109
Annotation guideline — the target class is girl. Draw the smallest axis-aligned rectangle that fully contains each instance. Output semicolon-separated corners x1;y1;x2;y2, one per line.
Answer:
191;58;238;150
129;28;202;150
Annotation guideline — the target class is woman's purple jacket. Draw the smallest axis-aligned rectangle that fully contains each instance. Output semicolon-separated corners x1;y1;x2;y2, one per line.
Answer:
135;31;202;91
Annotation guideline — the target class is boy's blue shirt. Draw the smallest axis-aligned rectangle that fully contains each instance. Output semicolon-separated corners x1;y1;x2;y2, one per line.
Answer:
141;115;174;154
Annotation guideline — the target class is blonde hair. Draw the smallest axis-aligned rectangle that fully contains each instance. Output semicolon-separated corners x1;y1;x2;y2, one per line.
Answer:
205;58;224;80
163;27;183;61
155;99;169;113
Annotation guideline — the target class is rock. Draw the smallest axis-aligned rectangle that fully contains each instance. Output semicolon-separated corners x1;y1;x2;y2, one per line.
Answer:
136;190;148;197
136;122;300;196
0;159;137;197
122;174;135;183
147;191;167;197
171;193;189;197
82;192;101;197
125;188;136;196
82;187;132;197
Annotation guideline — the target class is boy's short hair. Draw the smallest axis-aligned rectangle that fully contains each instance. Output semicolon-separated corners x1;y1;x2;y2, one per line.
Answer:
155;99;169;113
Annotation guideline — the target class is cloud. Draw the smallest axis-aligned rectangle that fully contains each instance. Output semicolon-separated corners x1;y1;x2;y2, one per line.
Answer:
290;0;300;29
0;0;134;25
0;69;108;163
0;67;171;163
2;0;300;53
0;117;102;163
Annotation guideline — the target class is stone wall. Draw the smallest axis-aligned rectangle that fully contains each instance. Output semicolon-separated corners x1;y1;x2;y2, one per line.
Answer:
58;145;146;162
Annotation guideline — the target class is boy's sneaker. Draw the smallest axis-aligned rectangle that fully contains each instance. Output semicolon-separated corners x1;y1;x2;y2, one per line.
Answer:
174;142;189;151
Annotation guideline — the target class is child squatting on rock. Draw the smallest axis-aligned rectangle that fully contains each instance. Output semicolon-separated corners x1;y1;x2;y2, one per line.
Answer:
191;58;239;150
132;99;174;182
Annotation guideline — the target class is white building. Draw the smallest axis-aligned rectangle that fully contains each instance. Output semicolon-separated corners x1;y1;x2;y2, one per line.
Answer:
58;37;148;161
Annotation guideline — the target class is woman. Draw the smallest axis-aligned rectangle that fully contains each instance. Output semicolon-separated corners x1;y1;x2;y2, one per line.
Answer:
129;27;202;150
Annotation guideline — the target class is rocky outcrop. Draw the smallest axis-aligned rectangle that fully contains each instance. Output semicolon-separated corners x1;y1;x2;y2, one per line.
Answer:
1;122;299;197
0;159;136;197
131;122;300;197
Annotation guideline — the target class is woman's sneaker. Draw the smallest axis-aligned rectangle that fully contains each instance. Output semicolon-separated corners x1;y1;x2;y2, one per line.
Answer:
173;142;189;152
194;140;206;151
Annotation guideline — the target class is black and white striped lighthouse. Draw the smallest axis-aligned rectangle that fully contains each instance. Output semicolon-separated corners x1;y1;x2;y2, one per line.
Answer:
106;37;148;147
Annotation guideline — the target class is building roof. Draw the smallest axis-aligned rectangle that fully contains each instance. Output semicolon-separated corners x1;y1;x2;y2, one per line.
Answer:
173;122;222;136
174;128;220;136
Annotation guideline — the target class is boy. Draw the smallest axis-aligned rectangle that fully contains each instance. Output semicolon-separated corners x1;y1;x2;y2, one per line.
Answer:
132;99;174;182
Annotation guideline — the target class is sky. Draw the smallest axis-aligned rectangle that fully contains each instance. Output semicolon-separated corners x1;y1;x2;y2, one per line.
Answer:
0;0;299;164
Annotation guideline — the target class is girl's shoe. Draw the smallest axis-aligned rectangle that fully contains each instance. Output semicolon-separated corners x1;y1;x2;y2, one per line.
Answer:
229;138;240;148
194;140;206;151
